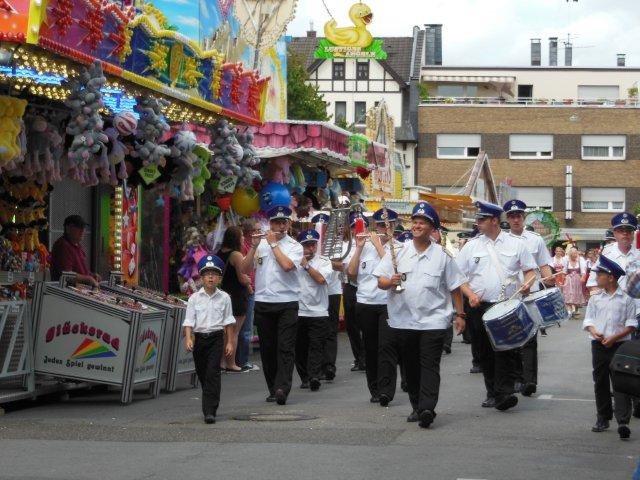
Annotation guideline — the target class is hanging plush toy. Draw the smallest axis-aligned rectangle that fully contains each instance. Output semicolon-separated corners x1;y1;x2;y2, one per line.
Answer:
165;130;198;201
191;144;212;196
177;226;208;295
104;111;138;185
24;115;64;184
132;96;171;167
209;119;261;187
64;61;109;185
0;97;27;169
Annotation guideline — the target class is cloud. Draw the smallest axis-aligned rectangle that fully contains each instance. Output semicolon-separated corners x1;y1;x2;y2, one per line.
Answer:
288;0;640;67
199;0;209;20
176;15;200;28
160;0;192;5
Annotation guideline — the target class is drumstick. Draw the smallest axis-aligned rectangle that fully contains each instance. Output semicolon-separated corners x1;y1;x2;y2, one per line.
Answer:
506;272;563;302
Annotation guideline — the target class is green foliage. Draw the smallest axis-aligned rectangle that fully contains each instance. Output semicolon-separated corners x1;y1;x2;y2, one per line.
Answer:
287;48;330;121
632;203;640;216
629;87;639;98
418;82;430;102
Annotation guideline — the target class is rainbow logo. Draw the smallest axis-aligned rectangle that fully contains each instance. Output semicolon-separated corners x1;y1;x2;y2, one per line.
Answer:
142;342;157;363
71;338;116;359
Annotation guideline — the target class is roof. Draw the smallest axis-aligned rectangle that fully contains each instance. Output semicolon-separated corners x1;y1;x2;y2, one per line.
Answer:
289;35;414;85
423;65;640;72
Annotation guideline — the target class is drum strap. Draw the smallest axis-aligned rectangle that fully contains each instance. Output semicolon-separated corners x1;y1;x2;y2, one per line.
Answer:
485;241;517;300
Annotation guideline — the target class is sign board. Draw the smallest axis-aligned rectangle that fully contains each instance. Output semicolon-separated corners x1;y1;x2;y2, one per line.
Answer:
132;319;164;384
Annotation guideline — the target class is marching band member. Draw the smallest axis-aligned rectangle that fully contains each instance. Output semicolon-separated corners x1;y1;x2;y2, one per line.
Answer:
347;208;402;405
374;202;466;428
456;201;537;412
583;255;636;439
503;199;554;397
241;206;303;405
294;229;333;391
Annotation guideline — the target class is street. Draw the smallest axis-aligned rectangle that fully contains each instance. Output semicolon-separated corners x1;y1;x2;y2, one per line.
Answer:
1;317;639;480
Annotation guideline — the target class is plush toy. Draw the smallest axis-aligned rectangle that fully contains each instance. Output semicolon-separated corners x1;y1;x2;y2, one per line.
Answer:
165;130;198;201
266;156;290;184
0;97;27;168
132;96;171;167
24;115;64;184
191;144;212;196
177;226;208;295
104;111;138;185
209;119;261;187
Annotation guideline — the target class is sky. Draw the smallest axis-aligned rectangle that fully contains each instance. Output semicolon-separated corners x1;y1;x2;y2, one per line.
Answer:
287;0;640;67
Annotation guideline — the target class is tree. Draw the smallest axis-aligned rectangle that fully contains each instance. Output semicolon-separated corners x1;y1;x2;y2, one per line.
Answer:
287;47;330;121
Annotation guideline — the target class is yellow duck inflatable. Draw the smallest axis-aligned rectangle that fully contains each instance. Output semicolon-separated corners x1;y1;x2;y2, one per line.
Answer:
324;3;374;48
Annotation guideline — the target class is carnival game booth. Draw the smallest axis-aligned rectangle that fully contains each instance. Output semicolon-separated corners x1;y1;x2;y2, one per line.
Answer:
0;0;270;406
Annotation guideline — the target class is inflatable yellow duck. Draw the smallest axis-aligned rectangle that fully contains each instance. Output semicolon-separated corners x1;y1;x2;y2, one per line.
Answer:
324;3;374;48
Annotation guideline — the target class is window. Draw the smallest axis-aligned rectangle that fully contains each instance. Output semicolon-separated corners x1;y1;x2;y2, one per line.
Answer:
354;101;367;124
332;61;345;80
510;135;553;159
581;188;625;212
517;84;533;98
514;187;553;210
581;135;626;160
578;85;620;100
436;134;481;159
356;61;369;80
436;85;477;97
335;102;346;123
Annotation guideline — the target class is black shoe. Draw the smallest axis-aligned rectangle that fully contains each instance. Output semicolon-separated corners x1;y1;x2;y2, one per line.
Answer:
514;382;524;394
309;378;321;391
592;418;610;432
521;383;536;397
266;394;276;402
407;410;419;422
618;424;631;440
300;381;309;389
379;393;390;407
204;415;216;424
418;410;435;429
540;328;547;336
495;395;518;411
482;397;496;408
275;389;286;405
470;365;482;374
401;381;408;393
443;345;452;355
324;369;336;381
370;395;380;403
633;404;640;419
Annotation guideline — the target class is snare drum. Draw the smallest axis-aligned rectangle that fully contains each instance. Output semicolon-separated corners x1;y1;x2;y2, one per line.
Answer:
482;299;537;351
524;287;569;328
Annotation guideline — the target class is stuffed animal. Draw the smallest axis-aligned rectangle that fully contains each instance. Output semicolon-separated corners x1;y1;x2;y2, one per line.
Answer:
132;96;171;167
165;130;197;201
104;112;138;185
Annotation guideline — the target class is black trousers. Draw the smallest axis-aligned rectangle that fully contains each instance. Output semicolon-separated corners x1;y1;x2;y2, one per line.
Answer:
466;302;518;399
378;317;403;400
296;316;329;382
322;294;341;376
357;302;394;397
515;333;538;385
343;284;366;366
444;323;453;350
592;341;632;424
192;331;224;416
401;328;447;413
254;301;298;397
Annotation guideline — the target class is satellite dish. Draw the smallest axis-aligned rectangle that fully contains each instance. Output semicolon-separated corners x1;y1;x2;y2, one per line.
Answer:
234;0;298;65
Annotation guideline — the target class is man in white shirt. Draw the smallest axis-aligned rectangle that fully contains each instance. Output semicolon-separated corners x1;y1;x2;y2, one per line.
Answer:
457;201;537;412
241;206;303;405
504;199;555;397
183;255;236;424
374;202;466;428
294;229;333;391
347;208;402;404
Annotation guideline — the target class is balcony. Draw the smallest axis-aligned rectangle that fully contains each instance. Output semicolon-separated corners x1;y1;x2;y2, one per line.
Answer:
420;96;640;107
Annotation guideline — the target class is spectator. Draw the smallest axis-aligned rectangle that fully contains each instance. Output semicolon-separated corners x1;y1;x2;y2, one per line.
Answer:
51;215;101;286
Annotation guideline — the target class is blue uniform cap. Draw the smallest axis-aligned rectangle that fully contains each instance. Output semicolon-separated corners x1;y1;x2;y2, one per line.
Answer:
411;202;441;229
593;255;626;279
198;255;224;275
611;212;638;230
297;229;320;244
604;229;615;241
503;199;527;214
267;205;292;221
349;212;369;228
372;208;398;224
311;213;330;224
397;231;413;243
474;201;503;219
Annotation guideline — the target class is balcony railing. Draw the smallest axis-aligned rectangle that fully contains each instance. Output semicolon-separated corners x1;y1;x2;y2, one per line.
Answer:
420;96;640;107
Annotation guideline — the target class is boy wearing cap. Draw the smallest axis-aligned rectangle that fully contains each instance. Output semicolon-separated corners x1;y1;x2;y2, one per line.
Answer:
374;202;466;428
241;206;303;405
294;229;334;391
583;255;636;438
183;255;236;424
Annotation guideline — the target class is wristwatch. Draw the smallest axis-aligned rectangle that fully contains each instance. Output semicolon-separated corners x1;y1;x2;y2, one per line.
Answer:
269;242;278;249
303;264;311;271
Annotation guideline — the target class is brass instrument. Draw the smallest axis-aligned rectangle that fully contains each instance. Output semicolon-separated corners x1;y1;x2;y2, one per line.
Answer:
321;206;353;261
382;200;404;293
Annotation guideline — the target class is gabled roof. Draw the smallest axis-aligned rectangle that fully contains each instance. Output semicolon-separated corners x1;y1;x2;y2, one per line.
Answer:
289;35;414;86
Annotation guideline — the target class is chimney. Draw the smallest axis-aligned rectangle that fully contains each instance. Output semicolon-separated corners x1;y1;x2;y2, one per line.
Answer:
617;53;626;67
424;24;443;66
307;20;316;38
565;42;572;66
549;37;558;66
530;38;541;66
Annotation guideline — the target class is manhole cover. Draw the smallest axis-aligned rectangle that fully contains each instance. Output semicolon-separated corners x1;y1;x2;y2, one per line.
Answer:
233;413;318;422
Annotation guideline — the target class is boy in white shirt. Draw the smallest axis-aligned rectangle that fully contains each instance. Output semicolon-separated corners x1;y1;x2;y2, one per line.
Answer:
583;255;636;439
183;255;235;424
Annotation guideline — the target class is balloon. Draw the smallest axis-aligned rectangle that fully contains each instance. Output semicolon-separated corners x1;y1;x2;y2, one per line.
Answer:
259;181;291;212
216;195;232;211
231;187;260;217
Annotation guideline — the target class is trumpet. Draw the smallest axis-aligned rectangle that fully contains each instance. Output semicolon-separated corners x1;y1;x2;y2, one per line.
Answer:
382;200;404;293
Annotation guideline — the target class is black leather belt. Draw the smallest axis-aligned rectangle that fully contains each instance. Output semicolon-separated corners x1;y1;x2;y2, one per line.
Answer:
194;330;222;339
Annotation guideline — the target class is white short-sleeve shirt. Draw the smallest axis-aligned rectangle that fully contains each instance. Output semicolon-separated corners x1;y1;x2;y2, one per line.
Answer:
582;288;637;341
455;231;537;302
355;240;401;305
510;230;553;293
254;235;304;303
298;255;333;317
183;288;236;332
586;243;639;288
373;241;467;330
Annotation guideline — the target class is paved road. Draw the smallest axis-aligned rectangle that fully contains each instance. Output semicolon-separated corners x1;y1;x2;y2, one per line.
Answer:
1;316;639;480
